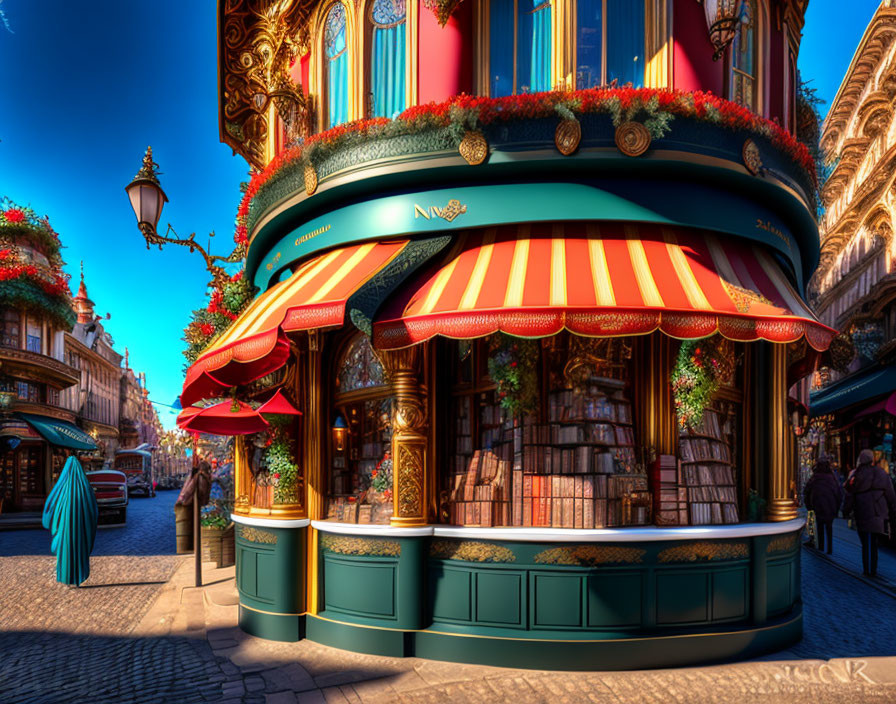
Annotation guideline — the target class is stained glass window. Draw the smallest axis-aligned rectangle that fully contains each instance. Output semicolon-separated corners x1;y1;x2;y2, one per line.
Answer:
730;0;756;111
325;3;349;127
337;335;387;393
369;0;406;118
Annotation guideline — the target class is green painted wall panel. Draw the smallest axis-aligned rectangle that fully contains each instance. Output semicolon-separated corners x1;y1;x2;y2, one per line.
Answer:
429;565;472;623
656;572;710;625
323;556;397;619
711;569;748;621
256;552;278;603
587;573;643;628
238;546;258;600
531;573;583;629
767;561;794;616
475;571;525;626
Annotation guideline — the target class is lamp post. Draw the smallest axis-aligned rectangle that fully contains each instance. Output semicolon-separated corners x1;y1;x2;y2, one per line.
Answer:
698;0;744;61
125;147;244;289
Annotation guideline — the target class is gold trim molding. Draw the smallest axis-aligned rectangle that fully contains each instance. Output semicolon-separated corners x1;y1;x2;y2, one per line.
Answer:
657;541;749;563
320;533;401;556
239;526;279;544
430;540;516;563
534;545;645;566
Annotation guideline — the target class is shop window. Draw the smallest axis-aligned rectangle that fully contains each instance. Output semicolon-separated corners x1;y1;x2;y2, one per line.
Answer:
324;2;350;127
444;334;643;528
675;338;744;525
368;0;406;118
729;0;757;111
489;0;552;96
0;309;19;349
328;334;395;524
16;381;40;403
575;0;645;89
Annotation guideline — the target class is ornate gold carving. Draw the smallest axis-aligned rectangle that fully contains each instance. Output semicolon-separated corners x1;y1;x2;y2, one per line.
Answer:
320;534;400;557
614;122;651;157
533;545;645;566
657;541;749;563
219;0;312;169
459;131;489;165
303;162;318;195
421;0;466;26
722;280;774;314
413;199;468;222
742;138;763;175
397;444;424;517
430;540;516;563
239;526;278;544
767;533;800;554
555;118;582;156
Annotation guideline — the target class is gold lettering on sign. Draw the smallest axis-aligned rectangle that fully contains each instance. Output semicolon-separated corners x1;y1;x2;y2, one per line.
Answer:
294;224;331;247
755;219;792;253
414;199;467;222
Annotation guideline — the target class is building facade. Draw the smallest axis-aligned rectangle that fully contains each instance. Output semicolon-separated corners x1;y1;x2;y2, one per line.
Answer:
182;0;823;668
808;1;896;473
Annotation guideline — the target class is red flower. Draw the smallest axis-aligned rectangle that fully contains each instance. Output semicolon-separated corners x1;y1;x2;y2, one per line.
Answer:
273;473;280;479
199;323;215;336
2;208;25;224
231;271;243;283
0;249;10;260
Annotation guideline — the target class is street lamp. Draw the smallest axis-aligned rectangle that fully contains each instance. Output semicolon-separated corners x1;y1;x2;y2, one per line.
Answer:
125;146;168;236
698;0;744;61
124;147;243;289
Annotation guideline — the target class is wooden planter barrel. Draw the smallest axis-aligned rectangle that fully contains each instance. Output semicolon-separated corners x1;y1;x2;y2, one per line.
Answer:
174;504;193;554
202;523;236;568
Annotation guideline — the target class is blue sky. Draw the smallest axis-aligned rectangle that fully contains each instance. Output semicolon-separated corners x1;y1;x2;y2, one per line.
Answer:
0;1;884;429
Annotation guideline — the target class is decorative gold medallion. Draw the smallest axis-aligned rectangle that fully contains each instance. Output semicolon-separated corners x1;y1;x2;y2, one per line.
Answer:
614;122;651;157
459;130;488;165
555;118;582;156
742;139;762;175
303;162;318;195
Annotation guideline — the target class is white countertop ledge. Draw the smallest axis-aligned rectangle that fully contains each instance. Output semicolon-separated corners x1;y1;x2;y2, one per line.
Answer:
311;520;434;537
231;514;311;529
306;518;805;542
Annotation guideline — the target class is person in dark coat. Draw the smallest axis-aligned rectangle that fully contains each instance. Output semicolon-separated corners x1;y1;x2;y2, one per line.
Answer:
804;456;843;554
844;449;896;577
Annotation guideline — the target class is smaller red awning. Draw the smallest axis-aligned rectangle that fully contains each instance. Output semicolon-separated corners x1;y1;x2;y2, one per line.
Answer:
177;401;269;436
258;389;302;416
373;224;837;351
182;240;409;405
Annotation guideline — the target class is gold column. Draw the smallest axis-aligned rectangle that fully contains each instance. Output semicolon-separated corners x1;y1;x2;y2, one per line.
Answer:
233;436;251;515
635;334;677;458
767;343;796;521
382;345;429;527
304;330;325;613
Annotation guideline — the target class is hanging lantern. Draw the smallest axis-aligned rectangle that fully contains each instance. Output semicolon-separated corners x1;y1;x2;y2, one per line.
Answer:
699;0;744;61
332;415;347;452
125;146;168;235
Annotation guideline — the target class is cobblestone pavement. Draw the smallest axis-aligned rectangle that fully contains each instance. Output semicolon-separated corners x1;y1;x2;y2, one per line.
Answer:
2;494;896;703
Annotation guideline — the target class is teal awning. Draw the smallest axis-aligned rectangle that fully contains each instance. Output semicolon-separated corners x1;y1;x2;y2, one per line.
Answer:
809;365;896;417
16;413;97;451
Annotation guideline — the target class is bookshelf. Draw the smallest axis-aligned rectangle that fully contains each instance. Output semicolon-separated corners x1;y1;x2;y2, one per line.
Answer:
680;406;740;524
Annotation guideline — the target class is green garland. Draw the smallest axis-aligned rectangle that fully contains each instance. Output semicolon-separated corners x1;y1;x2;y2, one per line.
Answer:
671;340;722;430
0;279;75;329
264;417;301;505
487;333;540;417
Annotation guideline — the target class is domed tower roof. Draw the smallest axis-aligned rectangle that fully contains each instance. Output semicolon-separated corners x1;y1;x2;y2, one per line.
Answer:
72;261;95;325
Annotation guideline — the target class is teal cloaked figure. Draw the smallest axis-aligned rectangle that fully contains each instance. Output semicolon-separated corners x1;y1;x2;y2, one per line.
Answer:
42;456;98;586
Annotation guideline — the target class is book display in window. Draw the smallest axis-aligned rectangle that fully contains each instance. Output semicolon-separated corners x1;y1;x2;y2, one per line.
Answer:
680;404;740;524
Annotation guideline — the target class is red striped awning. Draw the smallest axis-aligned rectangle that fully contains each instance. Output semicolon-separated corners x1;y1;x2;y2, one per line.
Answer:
182;240;408;405
372;224;837;351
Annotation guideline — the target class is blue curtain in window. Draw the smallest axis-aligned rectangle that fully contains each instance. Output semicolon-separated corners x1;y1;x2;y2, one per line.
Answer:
525;0;551;93
576;0;602;89
490;0;514;96
326;3;349;128
606;0;644;87
370;0;406;118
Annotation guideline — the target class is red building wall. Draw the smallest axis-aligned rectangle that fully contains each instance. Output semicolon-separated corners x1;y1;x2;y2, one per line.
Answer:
417;0;473;103
672;0;723;96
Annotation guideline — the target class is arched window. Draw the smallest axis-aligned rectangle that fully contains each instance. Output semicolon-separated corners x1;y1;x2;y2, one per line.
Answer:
324;3;349;128
729;0;757;111
368;0;406;118
575;0;645;89
489;0;552;96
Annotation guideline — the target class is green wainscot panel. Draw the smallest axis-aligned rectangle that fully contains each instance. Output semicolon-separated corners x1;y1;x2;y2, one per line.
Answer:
428;564;472;624
587;572;643;628
323;555;397;619
475;570;526;627
711;568;749;622
656;571;711;625
531;573;584;629
767;559;796;616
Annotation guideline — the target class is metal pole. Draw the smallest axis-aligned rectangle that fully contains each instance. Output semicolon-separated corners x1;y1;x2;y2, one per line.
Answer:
192;433;201;587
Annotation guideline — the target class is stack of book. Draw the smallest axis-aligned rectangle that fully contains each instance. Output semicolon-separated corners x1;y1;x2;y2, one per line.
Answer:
448;448;511;526
680;408;739;525
650;454;688;525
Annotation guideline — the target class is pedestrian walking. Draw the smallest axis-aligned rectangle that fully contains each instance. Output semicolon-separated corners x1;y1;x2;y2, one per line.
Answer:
804;456;843;554
844;448;896;577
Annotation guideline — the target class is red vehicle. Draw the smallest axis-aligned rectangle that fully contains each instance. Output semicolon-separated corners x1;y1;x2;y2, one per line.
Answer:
86;468;128;523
